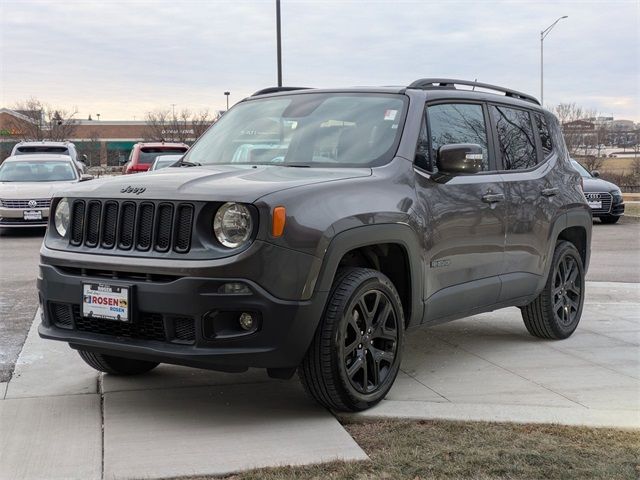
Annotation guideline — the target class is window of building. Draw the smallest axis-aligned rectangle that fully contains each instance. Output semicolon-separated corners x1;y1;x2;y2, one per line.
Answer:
491;106;537;170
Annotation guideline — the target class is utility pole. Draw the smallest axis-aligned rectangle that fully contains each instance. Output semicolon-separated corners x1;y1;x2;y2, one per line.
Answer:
171;103;177;117
276;0;282;87
540;15;568;106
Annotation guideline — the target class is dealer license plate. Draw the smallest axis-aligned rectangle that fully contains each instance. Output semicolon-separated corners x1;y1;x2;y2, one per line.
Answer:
23;210;42;220
82;283;130;322
587;200;602;209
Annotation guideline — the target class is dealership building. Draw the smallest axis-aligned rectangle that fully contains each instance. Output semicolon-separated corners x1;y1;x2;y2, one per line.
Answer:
0;108;214;166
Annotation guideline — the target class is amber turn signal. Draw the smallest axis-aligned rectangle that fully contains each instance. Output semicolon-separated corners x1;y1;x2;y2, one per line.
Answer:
272;206;286;237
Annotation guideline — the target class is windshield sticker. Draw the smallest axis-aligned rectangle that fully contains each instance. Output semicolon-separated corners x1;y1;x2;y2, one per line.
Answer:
384;109;397;121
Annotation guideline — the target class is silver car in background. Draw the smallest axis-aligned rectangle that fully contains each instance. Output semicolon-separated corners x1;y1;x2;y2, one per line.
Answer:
149;154;184;171
0;154;90;229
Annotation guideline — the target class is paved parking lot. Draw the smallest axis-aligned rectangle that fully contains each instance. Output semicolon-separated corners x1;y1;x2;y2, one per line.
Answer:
0;219;638;479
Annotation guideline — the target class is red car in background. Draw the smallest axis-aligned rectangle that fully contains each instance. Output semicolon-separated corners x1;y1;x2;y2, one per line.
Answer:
123;142;189;174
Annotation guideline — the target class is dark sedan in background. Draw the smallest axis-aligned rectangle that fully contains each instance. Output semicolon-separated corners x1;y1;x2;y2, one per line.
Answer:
571;159;625;224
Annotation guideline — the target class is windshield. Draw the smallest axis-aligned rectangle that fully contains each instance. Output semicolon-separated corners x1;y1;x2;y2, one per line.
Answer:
571;160;591;178
15;146;69;155
0;160;77;182
139;148;187;164
184;93;407;167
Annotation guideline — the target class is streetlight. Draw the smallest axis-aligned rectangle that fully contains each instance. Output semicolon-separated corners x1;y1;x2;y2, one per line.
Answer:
171;103;177;117
540;15;568;105
96;113;100;121
276;0;282;87
224;91;230;110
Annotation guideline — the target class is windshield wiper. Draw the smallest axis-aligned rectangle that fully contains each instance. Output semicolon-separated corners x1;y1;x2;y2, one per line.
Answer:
284;163;310;168
177;160;201;167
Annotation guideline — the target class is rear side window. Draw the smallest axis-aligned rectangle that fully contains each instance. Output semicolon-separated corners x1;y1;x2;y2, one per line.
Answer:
491;106;537;170
535;113;553;158
424;103;490;172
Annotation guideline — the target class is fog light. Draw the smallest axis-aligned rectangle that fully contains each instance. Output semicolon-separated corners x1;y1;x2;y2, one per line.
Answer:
238;312;255;331
218;282;251;295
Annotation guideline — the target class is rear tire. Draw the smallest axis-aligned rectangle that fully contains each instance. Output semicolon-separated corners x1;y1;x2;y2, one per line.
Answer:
521;240;585;339
600;215;620;224
298;268;404;412
77;350;159;375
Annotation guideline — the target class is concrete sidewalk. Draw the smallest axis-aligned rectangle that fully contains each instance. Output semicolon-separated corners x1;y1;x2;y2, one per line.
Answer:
1;281;638;480
355;281;640;428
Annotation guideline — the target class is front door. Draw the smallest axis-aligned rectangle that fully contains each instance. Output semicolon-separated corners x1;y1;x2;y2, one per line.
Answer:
413;102;507;322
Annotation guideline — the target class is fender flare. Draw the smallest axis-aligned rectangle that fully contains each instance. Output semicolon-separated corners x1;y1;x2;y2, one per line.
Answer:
311;223;424;327
535;207;592;294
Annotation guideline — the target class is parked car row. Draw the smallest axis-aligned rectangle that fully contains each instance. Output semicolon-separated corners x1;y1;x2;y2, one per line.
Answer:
0;141;189;231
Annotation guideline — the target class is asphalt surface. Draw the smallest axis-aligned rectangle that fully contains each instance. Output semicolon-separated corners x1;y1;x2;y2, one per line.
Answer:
0;218;638;382
0;228;43;382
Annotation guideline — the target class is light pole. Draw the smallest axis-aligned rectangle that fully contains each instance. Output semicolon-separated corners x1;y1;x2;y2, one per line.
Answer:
276;0;282;87
224;91;230;111
171;103;177;117
540;15;568;106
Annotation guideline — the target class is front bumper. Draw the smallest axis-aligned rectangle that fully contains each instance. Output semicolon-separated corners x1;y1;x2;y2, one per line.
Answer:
38;264;328;371
0;206;49;227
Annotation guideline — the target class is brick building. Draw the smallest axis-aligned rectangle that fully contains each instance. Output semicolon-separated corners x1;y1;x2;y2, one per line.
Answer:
0;108;216;166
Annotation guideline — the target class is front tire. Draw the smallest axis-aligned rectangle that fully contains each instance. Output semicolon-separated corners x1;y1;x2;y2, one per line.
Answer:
521;240;585;339
299;268;404;412
77;350;159;375
600;215;620;224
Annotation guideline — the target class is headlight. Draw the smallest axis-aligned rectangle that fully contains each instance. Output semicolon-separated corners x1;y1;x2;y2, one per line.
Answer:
611;189;623;202
213;202;253;248
54;198;70;237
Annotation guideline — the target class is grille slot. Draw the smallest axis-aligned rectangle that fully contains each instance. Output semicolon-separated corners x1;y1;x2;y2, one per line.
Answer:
85;201;102;247
173;317;196;343
174;205;194;253
50;302;73;329
135;203;155;251
68;199;194;254
70;201;85;245
101;202;118;248
154;203;174;252
118;202;136;249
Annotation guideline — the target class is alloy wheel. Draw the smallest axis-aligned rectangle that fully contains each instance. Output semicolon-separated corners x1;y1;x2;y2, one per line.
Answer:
552;254;582;326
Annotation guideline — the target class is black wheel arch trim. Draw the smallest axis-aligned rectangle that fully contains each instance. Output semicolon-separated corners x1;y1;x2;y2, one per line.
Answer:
310;223;424;328
535;207;592;295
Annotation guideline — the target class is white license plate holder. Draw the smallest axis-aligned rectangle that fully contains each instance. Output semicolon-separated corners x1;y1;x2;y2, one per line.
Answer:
82;283;131;322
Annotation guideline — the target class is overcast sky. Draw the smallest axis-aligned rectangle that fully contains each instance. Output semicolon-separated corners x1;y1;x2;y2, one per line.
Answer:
1;0;638;121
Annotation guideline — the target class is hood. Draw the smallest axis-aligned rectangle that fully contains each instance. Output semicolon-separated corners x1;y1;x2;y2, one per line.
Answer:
0;181;77;199
55;164;372;202
582;177;619;193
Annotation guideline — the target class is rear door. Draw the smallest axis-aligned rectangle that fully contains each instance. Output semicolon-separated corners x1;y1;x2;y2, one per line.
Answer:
489;105;560;301
413;101;508;322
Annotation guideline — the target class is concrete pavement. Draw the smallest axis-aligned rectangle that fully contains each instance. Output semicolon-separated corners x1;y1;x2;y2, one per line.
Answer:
354;281;640;428
1;281;638;479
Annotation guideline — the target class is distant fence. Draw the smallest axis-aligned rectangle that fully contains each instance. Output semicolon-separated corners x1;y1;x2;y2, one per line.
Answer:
621;185;640;193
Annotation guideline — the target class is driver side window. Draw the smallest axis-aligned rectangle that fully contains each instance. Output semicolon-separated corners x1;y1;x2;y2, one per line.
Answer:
416;103;490;172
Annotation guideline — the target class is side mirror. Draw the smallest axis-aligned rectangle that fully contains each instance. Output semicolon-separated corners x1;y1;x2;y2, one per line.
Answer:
591;170;600;178
437;144;484;174
81;154;88;163
119;158;128;166
80;174;94;182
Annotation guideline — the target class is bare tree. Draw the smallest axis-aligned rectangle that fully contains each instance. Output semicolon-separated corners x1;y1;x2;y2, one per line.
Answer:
553;102;597;156
144;109;215;142
7;98;78;141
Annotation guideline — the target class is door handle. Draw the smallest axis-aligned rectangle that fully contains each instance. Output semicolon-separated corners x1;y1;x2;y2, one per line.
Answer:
541;187;559;197
481;193;505;203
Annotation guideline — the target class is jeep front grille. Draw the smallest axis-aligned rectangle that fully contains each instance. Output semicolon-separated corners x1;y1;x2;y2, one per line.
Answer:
69;199;194;253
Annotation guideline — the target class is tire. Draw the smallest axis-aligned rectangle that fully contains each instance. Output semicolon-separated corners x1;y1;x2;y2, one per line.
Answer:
77;350;159;375
521;240;585;339
298;268;404;412
600;215;620;224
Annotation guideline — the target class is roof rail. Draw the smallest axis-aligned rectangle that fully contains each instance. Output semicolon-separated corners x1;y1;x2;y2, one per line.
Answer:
407;78;540;105
251;86;312;96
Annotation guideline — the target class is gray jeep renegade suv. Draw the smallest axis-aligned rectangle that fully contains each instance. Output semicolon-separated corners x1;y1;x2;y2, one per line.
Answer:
38;79;591;411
